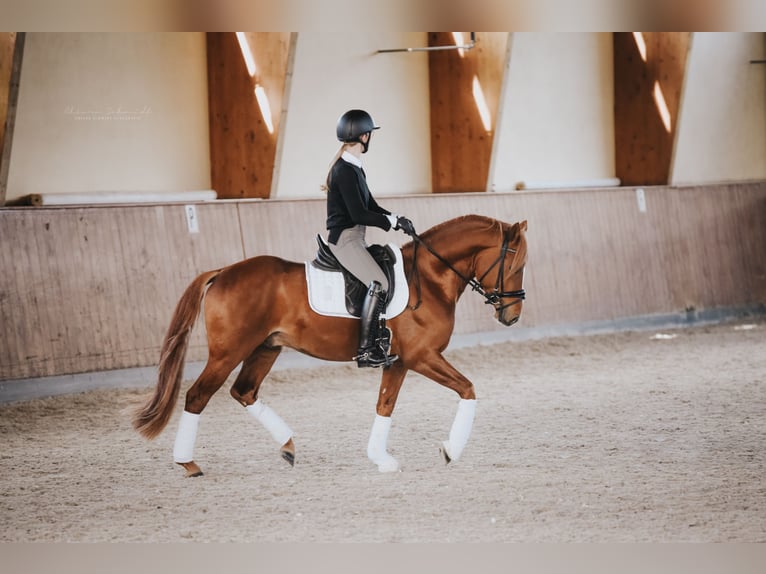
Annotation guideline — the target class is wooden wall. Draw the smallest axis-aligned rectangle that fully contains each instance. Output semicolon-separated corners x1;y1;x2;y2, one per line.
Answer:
428;32;508;193
614;32;691;186
1;182;765;381
207;33;291;199
0;203;244;379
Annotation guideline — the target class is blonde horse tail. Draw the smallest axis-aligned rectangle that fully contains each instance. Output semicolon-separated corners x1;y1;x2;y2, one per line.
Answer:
132;269;221;439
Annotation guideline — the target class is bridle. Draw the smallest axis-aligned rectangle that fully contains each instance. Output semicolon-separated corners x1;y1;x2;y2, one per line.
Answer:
474;236;527;312
407;231;526;313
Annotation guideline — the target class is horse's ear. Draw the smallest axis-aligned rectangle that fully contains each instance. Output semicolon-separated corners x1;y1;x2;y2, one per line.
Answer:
507;220;527;239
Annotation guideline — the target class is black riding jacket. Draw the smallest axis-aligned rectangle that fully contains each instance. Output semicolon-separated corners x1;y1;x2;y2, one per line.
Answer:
326;157;392;244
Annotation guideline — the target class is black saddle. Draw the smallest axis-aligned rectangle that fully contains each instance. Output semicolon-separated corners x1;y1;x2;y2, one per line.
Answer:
311;235;396;317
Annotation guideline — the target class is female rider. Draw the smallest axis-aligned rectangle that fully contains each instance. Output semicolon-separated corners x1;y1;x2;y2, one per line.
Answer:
325;109;416;368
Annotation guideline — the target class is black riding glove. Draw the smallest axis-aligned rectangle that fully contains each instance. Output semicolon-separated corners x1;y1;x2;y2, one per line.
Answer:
395;216;416;236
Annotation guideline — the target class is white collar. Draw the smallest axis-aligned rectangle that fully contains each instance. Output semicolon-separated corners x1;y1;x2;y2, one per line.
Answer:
341;150;363;168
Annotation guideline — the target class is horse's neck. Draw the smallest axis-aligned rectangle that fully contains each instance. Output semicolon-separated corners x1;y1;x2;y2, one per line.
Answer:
421;223;497;282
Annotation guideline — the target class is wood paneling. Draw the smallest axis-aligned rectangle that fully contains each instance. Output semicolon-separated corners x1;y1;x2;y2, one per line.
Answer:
1;182;765;380
206;33;290;199
237;198;326;262
0;204;243;379
614;32;691;186
428;32;508;193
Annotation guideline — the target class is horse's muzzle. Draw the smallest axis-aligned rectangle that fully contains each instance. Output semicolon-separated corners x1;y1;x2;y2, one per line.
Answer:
498;313;520;327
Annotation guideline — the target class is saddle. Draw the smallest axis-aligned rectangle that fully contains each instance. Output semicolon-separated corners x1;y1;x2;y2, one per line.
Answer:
311;235;396;317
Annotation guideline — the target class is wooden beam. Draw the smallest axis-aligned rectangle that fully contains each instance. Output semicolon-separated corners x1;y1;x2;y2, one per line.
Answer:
428;32;508;193
613;32;690;186
0;33;14;169
0;32;24;206
206;32;290;199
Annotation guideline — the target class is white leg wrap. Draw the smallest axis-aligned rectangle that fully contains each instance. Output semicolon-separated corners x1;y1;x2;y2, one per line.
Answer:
246;399;293;446
442;399;476;462
173;411;200;463
367;415;400;472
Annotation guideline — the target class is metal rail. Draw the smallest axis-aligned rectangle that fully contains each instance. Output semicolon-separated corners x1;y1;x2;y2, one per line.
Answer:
377;32;476;54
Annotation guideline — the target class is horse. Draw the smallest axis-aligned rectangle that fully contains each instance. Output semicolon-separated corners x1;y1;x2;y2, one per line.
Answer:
132;214;528;475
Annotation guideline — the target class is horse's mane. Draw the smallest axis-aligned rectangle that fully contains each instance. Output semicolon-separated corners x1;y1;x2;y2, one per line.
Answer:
418;214;502;242
413;214;526;275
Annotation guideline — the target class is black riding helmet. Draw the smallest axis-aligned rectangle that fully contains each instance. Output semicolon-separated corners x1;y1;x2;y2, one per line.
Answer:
336;109;380;153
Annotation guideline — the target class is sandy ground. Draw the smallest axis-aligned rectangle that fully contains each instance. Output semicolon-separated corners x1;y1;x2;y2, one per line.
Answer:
1;319;764;542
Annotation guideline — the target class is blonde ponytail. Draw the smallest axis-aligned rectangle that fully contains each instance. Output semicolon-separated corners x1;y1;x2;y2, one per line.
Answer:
321;144;346;194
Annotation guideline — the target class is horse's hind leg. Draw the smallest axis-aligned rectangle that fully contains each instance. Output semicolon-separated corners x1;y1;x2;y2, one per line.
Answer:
174;357;239;477
229;345;295;466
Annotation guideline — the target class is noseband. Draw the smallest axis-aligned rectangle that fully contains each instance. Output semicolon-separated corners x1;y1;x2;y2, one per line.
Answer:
407;232;526;312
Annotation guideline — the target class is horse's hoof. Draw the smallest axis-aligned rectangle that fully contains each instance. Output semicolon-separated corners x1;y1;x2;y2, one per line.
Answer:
280;438;295;467
440;441;452;464
281;450;295;467
375;457;401;473
177;461;204;477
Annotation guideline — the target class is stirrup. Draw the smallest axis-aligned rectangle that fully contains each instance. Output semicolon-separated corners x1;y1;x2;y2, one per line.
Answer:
355;326;398;367
354;348;399;368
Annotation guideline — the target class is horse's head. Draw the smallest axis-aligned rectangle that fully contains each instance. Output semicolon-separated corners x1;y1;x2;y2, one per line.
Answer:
474;219;528;327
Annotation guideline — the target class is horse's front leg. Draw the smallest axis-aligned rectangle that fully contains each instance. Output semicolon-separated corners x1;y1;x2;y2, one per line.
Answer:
367;361;408;472
411;351;476;464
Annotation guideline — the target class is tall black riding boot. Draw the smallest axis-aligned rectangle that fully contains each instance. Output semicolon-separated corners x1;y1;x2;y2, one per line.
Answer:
355;281;398;368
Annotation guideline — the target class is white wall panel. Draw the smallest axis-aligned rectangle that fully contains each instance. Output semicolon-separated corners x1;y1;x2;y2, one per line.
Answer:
273;31;432;198
672;33;766;185
490;33;616;192
5;33;211;200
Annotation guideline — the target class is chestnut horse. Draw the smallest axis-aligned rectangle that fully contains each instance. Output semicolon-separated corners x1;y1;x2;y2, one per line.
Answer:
133;214;527;475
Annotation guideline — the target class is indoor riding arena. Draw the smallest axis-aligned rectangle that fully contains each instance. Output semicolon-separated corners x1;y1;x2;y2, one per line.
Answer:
1;32;765;545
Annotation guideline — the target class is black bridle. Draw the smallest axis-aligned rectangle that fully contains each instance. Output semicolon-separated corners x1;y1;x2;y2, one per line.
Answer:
406;232;526;313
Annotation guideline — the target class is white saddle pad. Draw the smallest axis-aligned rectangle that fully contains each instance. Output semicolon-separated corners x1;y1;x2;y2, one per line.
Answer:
305;243;408;319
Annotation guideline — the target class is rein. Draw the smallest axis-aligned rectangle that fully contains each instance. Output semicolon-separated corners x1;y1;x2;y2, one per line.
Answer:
406;231;526;312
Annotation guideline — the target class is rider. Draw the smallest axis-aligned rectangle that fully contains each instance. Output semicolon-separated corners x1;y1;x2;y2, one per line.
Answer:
324;109;416;368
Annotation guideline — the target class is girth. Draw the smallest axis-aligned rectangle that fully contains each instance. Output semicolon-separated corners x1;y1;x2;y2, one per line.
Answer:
311;235;396;317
